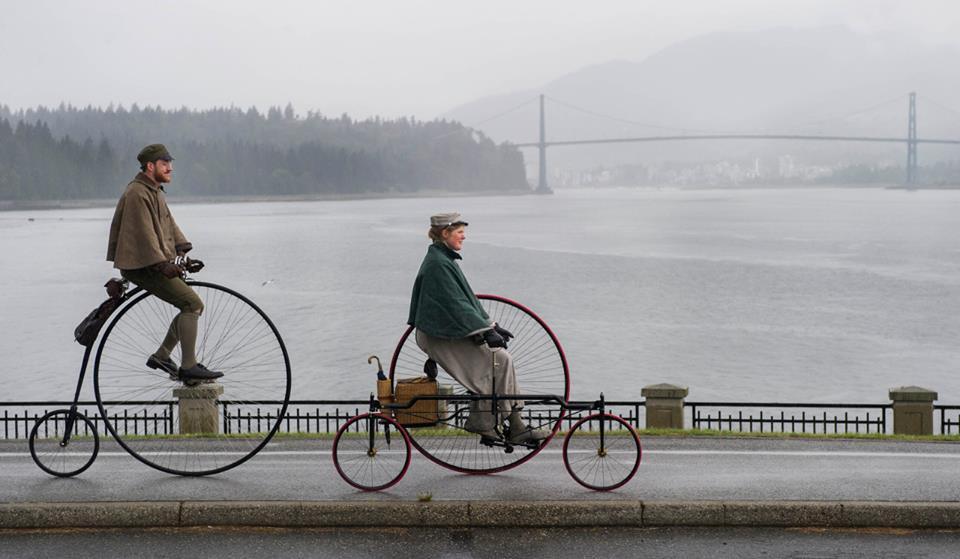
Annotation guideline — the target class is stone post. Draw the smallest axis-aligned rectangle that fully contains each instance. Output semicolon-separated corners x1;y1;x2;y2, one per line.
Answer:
641;383;688;429
889;386;937;435
173;383;224;434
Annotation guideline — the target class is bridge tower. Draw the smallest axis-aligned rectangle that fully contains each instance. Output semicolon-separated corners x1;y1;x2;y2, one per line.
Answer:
535;94;553;194
906;92;918;186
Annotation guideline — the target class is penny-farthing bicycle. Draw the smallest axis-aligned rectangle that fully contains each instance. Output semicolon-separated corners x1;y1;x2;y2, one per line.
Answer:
332;295;642;491
29;261;292;477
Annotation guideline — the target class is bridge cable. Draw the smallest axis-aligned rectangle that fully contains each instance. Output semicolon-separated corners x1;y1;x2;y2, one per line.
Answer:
544;95;826;136
429;96;540;142
547;93;918;138
919;96;960;124
544;95;711;134
785;93;909;131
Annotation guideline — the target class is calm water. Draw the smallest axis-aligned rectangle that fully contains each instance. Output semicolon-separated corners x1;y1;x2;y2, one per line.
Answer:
2;187;959;403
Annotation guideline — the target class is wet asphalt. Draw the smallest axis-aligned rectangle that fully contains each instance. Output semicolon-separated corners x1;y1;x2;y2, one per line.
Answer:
4;436;960;503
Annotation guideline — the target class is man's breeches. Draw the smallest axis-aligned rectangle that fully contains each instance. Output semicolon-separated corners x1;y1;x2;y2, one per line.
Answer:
120;267;204;314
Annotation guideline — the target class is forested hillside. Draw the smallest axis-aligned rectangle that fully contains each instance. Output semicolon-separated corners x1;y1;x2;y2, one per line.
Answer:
0;104;529;201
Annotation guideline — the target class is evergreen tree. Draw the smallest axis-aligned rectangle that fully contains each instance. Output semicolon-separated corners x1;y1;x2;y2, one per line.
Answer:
0;104;530;201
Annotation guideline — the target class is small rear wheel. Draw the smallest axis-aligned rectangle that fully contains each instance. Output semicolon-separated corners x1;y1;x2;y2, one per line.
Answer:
29;409;100;478
333;413;411;491
562;413;641;491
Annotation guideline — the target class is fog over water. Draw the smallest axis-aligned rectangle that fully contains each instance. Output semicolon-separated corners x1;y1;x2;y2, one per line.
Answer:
2;187;958;404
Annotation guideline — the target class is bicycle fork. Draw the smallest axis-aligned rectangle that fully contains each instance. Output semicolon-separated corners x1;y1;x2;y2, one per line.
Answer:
61;345;94;447
368;393;392;451
598;392;607;458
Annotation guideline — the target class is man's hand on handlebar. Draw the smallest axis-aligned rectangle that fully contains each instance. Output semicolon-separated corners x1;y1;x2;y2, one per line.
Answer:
493;324;513;342
156;256;204;279
156;261;183;279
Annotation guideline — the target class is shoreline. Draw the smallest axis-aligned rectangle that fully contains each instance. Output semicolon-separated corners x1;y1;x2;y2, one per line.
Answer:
0;188;533;213
3;183;959;213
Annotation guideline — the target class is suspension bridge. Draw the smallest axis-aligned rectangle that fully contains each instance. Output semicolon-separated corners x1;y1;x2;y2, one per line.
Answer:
479;93;960;193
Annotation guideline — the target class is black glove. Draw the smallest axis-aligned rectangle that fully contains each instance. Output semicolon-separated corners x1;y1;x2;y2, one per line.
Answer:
493;324;513;342
183;258;205;274
175;242;193;256
482;328;507;349
156;261;182;279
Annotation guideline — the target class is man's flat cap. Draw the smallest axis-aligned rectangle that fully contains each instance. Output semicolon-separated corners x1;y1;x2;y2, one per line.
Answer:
137;144;174;164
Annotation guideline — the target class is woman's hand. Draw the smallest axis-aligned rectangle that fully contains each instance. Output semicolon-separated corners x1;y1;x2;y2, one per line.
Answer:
483;328;508;349
493;324;514;342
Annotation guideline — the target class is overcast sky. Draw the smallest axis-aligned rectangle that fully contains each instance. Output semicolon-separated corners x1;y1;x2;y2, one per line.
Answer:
2;0;958;120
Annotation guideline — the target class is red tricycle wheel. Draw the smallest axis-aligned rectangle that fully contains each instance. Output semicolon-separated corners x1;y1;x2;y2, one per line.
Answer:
562;412;641;491
333;412;411;491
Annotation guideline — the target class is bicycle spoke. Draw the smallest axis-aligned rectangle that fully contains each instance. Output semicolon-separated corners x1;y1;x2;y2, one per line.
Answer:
95;282;291;476
30;410;99;478
333;413;410;491
563;414;641;491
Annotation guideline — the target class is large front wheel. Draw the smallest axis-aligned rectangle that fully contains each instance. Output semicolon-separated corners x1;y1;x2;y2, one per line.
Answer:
390;295;569;474
94;281;291;476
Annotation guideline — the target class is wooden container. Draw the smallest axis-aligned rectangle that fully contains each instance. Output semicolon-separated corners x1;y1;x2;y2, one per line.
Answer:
394;377;440;427
377;379;394;414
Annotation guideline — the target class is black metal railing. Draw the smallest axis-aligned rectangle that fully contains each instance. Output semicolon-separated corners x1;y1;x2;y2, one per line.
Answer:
229;400;368;435
938;405;960;435
687;402;890;434
6;399;960;440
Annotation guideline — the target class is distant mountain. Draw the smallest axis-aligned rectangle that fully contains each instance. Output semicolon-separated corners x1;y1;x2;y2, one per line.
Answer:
445;27;960;172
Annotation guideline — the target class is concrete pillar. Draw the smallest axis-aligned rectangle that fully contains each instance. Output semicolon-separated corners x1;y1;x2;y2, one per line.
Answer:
173;383;224;434
641;383;688;429
889;386;937;435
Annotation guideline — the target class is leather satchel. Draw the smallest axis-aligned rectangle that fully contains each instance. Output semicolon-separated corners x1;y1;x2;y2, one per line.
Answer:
74;279;127;347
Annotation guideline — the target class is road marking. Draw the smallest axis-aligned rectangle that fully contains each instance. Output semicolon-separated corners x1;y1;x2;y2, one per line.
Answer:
646;450;960;458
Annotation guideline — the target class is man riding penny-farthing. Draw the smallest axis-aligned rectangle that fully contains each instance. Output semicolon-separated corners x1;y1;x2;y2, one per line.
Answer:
333;213;642;491
30;144;291;478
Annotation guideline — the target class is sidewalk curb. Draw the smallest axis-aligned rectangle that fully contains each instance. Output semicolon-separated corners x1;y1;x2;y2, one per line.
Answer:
2;500;960;529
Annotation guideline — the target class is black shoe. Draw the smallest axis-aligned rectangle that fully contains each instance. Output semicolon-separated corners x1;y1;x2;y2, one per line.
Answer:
146;355;179;380
178;363;224;381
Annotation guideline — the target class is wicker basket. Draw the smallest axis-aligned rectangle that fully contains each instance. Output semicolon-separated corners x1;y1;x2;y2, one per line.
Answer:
394;377;440;427
377;379;394;410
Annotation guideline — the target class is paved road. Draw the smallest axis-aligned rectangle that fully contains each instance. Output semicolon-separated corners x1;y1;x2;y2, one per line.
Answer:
4;436;960;503
3;526;960;559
